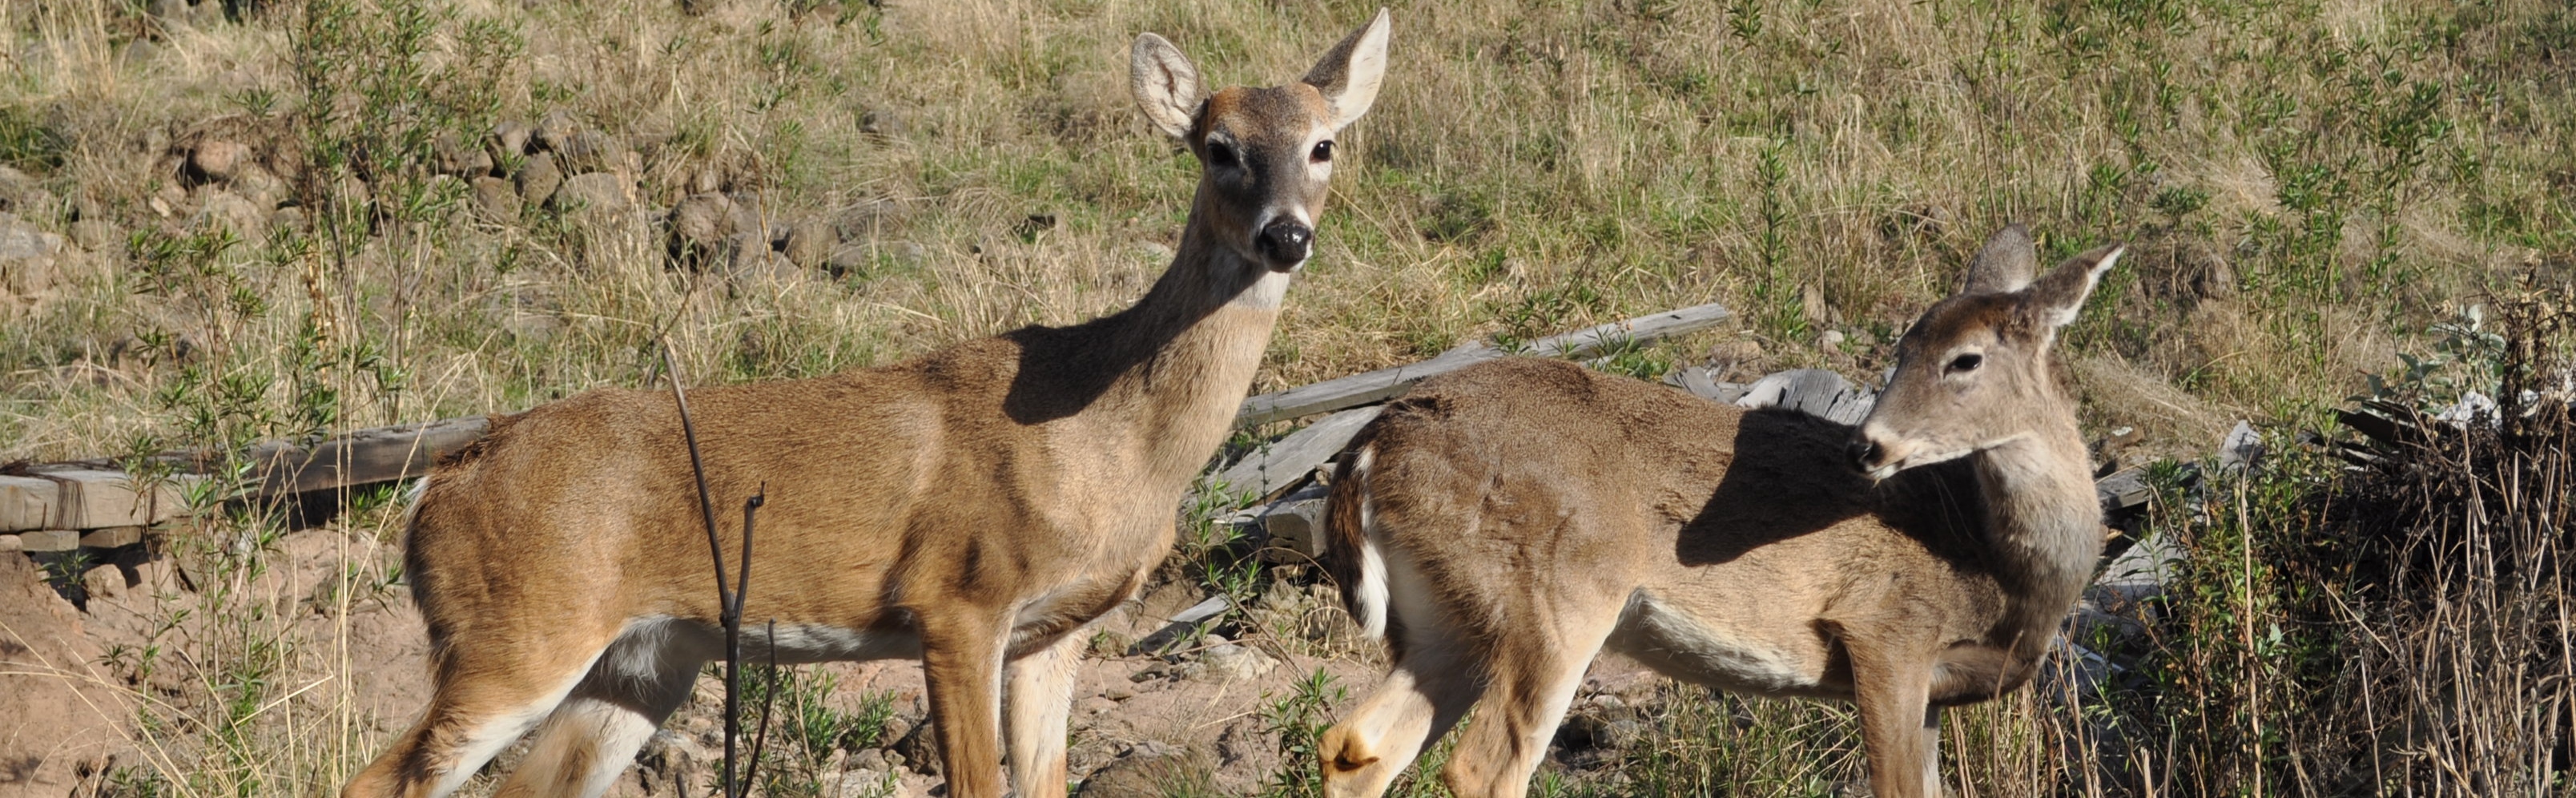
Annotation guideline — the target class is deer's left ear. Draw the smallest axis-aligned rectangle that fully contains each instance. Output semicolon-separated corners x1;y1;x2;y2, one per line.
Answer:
1302;8;1391;131
2027;244;2125;330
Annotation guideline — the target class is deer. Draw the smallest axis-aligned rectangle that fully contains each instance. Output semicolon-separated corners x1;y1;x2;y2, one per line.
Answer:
1314;225;2123;798
341;11;1391;798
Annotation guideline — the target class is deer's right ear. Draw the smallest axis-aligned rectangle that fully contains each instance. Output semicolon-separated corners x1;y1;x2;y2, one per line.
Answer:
1131;33;1204;140
1960;224;2039;296
1302;8;1391;131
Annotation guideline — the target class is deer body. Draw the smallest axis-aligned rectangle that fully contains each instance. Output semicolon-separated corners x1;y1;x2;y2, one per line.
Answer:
346;13;1391;798
1318;228;2123;798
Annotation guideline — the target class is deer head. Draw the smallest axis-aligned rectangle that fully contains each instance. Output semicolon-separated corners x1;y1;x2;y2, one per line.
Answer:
1130;9;1390;274
1851;226;2125;480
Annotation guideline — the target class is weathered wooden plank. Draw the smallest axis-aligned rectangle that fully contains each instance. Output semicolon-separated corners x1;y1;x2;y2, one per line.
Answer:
0;475;58;532
35;470;186;528
1236;302;1733;426
18;529;78;551
80;526;145;548
244;415;489;498
1215;406;1383;501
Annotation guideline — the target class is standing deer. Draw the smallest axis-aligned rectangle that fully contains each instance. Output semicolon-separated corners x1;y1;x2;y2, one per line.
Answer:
1316;226;2123;798
343;11;1391;798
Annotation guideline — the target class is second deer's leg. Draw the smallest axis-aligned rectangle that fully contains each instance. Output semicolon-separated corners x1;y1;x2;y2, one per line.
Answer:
1319;634;1483;798
920;607;1012;798
1004;631;1084;798
1435;601;1624;798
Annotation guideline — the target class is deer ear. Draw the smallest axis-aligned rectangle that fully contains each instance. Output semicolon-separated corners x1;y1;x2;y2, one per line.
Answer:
1960;224;2038;296
1131;33;1204;140
1302;8;1391;131
2027;244;2125;330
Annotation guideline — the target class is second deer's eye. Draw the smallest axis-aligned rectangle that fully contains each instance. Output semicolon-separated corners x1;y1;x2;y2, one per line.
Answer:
1311;140;1334;163
1206;141;1239;168
1948;353;1984;373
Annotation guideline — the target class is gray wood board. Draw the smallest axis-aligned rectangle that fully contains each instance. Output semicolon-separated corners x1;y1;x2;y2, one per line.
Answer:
1235;301;1733;426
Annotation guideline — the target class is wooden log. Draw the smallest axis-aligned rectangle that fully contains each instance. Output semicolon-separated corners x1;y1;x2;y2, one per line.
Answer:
244;415;489;498
1214;406;1382;501
1235;302;1733;426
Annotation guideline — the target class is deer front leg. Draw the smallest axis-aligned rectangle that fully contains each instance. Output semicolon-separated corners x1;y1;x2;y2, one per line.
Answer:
1004;631;1083;798
1845;635;1942;798
920;608;1012;798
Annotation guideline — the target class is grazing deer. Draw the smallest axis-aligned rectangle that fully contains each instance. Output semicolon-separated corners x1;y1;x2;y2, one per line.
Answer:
1316;226;2123;798
343;12;1391;798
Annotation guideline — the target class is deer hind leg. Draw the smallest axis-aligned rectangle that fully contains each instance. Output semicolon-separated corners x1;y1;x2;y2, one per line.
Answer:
1319;627;1482;798
1436;599;1624;798
1004;631;1084;798
493;619;706;798
343;627;619;798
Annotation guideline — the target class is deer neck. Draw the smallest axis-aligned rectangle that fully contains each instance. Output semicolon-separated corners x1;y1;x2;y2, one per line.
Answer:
1967;407;2100;651
1049;209;1285;486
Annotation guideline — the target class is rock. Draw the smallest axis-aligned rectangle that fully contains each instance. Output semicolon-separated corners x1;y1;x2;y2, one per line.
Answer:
514;152;562;208
268;207;304;234
80;564;127;600
471;176;518;220
190;139;251;183
195;189;267;236
1817;329;1845;349
231;167;287;209
0;165;37;210
119;38;160;68
557;130;629;175
859;107;906;140
889;720;940;776
534;109;582;154
849;748;896;772
1077;744;1210;798
80;526;143;548
17;529;77;551
782;218;839;269
725;233;799;283
489;120;534;159
1101;684;1136;702
670;192;737;247
726;192;775;239
1191;643;1274;683
0;212;68;304
549;172;632;214
67;220;120;255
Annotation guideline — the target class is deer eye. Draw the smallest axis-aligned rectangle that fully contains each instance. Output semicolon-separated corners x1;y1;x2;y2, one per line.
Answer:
1947;353;1984;373
1205;141;1239;169
1311;140;1334;163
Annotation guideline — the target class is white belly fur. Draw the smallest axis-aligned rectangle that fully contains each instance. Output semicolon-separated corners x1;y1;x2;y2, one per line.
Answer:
634;616;925;665
1607;590;1826;696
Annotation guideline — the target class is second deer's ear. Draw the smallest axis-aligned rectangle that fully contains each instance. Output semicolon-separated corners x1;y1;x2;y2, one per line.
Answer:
1302;9;1391;131
1960;224;2039;296
1131;33;1204;140
2027;244;2126;331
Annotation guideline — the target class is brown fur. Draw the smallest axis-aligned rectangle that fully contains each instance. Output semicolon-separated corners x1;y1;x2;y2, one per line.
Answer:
344;13;1393;798
1316;228;2124;798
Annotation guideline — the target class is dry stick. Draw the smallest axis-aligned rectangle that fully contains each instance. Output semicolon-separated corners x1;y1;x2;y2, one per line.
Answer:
658;340;775;798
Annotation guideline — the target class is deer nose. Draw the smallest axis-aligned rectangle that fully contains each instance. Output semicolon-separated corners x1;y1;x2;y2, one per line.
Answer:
1258;221;1312;266
1847;437;1884;472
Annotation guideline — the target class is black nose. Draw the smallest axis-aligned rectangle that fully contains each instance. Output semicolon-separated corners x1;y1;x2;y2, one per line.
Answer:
1847;438;1882;471
1258;221;1312;265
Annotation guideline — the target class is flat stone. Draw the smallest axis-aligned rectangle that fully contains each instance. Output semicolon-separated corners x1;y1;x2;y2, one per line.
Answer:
0;534;19;553
18;530;78;552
